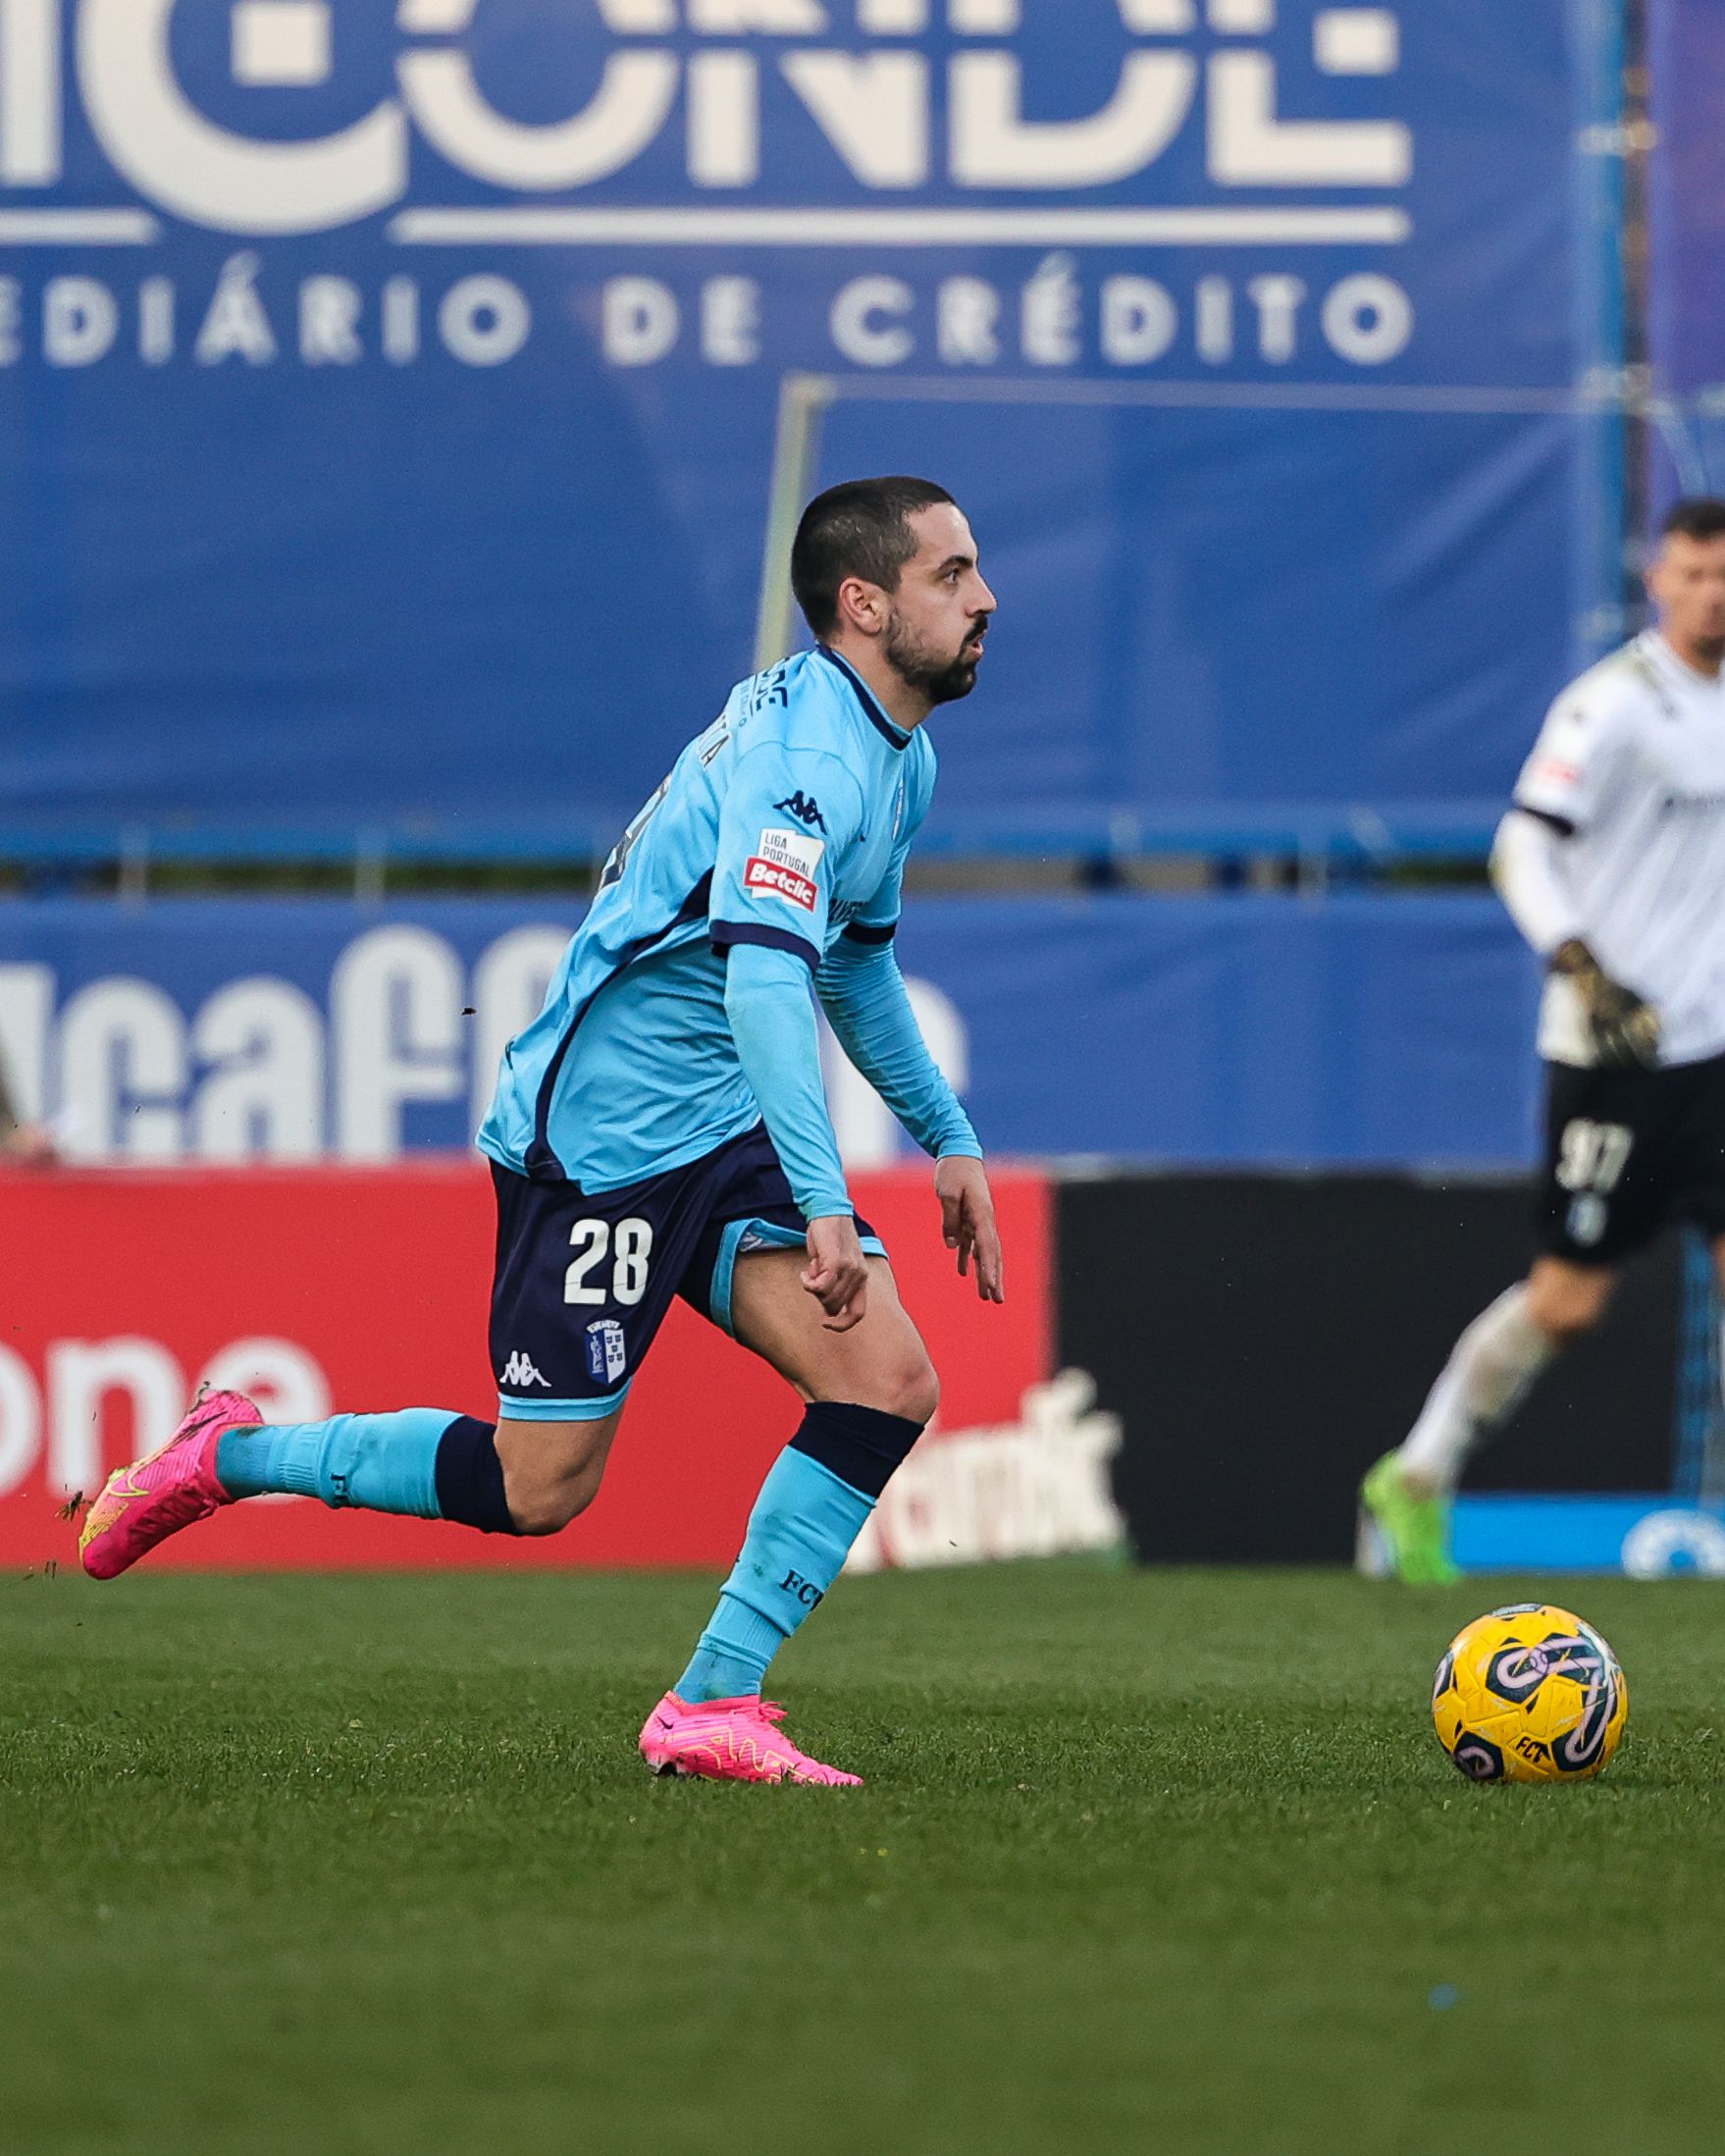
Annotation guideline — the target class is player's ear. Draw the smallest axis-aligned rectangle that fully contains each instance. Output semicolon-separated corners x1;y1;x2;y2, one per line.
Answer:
836;574;888;639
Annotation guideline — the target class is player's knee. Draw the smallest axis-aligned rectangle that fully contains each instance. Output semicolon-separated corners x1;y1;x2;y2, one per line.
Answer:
1543;1300;1605;1348
508;1475;600;1537
1526;1267;1611;1342
875;1350;940;1427
509;1495;572;1538
904;1359;941;1426
503;1452;607;1536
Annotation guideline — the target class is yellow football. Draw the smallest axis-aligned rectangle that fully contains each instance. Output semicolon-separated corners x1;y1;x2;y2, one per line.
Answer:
1432;1604;1628;1784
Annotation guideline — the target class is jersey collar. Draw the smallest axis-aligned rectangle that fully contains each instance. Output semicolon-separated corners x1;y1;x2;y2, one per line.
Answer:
1645;627;1725;693
815;646;912;751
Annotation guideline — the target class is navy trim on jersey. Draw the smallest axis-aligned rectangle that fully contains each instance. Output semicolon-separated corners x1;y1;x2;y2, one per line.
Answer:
815;646;911;751
526;871;713;1179
712;920;821;973
843;920;898;946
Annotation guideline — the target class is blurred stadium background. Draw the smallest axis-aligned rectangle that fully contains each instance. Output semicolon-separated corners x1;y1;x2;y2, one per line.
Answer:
2;0;1722;1578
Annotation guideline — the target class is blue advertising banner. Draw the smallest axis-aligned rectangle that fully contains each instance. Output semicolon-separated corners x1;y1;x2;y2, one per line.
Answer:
1452;1496;1725;1578
0;892;1542;1166
0;2;1606;842
1648;0;1725;497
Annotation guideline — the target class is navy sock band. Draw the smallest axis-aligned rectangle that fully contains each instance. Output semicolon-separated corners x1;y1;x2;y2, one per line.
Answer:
789;1401;925;1500
433;1416;521;1536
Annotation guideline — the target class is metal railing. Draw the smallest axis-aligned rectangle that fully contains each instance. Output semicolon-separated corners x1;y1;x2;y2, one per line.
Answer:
0;801;1505;901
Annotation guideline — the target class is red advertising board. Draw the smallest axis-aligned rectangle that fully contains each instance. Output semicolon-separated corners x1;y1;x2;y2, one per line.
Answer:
0;1162;1049;1570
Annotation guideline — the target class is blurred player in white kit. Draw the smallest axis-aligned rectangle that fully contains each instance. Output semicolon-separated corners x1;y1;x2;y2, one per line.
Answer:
1363;497;1725;1581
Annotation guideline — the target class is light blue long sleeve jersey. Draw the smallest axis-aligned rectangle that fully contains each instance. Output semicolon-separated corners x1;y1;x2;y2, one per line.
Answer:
477;646;982;1217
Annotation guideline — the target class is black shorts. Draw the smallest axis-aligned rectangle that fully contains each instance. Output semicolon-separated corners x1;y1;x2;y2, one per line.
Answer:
1539;1053;1725;1266
487;1125;887;1422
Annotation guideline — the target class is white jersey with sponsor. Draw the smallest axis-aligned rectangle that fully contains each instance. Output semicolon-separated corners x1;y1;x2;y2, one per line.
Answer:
1514;630;1725;1067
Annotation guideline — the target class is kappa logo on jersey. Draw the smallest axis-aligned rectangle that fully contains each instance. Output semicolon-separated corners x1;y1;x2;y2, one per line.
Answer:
774;791;827;833
499;1350;549;1390
745;825;825;914
586;1318;627;1386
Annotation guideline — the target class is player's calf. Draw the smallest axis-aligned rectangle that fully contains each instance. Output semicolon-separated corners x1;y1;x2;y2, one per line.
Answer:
1365;1267;1593;1585
668;1397;927;1709
655;1253;936;1710
78;1402;597;1576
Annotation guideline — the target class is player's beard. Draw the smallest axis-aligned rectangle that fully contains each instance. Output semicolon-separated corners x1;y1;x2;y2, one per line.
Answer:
883;611;986;706
1696;616;1725;666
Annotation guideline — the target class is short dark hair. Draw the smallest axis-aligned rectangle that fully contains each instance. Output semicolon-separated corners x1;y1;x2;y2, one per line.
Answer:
1661;497;1725;543
791;476;957;638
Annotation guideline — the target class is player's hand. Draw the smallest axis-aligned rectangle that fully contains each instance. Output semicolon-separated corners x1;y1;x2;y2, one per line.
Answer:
803;1215;869;1333
1554;939;1662;1069
935;1156;1006;1305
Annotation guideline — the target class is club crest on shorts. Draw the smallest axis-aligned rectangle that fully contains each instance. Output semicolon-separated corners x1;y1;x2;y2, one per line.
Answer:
1567;1193;1608;1246
585;1317;627;1386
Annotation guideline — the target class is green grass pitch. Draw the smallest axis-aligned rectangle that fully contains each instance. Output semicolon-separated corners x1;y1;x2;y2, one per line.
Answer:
3;1562;1724;2155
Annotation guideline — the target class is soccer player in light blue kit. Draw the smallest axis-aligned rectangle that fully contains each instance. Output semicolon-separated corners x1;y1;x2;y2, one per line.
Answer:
79;478;1007;1787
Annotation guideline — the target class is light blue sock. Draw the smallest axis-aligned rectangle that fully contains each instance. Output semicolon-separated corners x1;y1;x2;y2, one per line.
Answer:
677;1448;874;1704
216;1410;456;1517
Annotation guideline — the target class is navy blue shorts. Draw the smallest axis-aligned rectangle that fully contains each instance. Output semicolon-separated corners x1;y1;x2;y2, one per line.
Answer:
488;1125;888;1423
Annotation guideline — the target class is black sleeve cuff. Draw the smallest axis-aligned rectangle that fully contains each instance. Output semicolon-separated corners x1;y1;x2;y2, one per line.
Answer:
711;920;820;973
843;920;898;946
1510;802;1578;839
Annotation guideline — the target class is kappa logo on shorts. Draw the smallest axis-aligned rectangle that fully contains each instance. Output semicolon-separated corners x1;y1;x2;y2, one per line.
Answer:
499;1350;549;1390
586;1318;627;1387
746;825;824;915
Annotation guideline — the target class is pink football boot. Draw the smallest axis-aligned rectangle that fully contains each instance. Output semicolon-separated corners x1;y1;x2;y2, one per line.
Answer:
639;1692;863;1786
78;1389;259;1580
